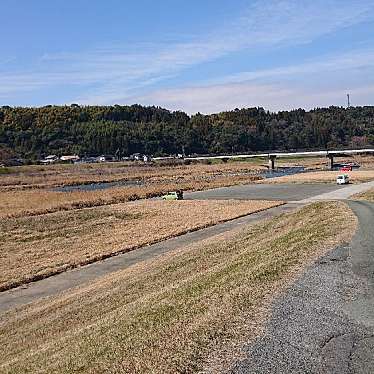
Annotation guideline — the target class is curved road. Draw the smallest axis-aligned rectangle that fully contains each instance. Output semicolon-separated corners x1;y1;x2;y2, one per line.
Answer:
230;201;374;374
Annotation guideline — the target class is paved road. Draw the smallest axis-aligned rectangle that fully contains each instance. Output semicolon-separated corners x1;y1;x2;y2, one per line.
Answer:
300;181;374;203
230;201;374;374
185;183;343;201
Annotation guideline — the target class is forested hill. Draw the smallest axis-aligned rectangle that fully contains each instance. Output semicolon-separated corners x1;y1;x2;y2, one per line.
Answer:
0;104;374;162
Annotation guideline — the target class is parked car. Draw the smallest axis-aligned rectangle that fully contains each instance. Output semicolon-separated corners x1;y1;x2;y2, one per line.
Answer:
162;190;184;200
336;174;349;185
340;166;352;171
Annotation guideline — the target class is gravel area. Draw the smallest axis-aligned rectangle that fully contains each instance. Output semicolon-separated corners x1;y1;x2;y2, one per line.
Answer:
230;201;374;374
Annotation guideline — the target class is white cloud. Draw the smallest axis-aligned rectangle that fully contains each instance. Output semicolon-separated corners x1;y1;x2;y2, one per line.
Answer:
135;80;374;114
209;49;374;85
133;48;374;114
136;82;294;114
77;0;374;104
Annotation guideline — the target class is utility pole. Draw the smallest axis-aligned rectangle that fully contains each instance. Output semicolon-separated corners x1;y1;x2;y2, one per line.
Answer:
347;93;351;108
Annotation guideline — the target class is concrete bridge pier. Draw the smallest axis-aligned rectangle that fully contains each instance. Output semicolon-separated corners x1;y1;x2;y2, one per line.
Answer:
268;155;276;170
327;154;334;170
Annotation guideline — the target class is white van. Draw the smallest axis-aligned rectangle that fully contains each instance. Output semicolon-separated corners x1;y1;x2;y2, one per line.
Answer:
336;174;349;185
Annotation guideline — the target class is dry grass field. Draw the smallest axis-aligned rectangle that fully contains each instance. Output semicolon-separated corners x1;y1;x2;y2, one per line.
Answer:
2;157;373;217
352;155;374;169
0;160;265;217
0;175;261;218
275;156;328;170
261;170;374;184
352;188;374;201
0;160;265;190
0;199;281;291
275;155;374;170
1;155;373;190
0;202;357;373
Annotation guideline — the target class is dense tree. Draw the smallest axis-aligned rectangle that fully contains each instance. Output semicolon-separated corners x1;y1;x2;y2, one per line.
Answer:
0;104;373;162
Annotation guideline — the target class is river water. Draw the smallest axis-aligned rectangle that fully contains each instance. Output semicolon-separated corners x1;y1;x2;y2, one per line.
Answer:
54;166;307;192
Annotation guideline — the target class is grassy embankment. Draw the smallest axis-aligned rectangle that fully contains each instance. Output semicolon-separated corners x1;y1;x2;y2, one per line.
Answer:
352;188;374;201
0;199;280;291
0;202;356;373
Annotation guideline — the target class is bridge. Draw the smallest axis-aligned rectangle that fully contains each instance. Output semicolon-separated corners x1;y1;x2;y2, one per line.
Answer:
183;148;374;170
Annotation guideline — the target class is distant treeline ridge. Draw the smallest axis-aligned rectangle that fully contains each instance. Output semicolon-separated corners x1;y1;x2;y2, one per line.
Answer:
0;104;373;161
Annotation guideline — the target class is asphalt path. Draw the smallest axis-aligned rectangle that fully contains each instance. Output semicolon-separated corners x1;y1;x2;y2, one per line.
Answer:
185;183;343;201
230;200;374;374
300;181;374;203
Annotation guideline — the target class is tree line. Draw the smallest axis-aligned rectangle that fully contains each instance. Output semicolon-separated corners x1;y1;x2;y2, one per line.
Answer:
0;104;373;162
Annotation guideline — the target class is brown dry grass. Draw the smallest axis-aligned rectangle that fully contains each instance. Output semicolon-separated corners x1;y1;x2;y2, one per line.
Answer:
2;156;374;190
352;188;374;202
0;161;265;190
0;199;280;291
0;161;263;218
0;202;357;373
0;175;260;218
350;155;374;169
275;156;328;170
260;170;374;184
275;155;374;170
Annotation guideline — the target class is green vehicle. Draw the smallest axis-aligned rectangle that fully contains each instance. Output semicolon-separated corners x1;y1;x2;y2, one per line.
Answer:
161;190;184;200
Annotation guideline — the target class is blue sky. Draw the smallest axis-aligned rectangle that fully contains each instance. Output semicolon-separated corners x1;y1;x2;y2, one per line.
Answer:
1;0;374;113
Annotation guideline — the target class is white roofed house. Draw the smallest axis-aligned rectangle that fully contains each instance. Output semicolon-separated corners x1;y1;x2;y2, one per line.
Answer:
40;155;59;164
143;155;152;163
60;155;80;163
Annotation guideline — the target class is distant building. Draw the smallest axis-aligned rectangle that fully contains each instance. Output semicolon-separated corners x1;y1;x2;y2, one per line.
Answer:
130;153;142;161
40;155;58;164
60;155;80;163
129;153;152;162
97;155;115;162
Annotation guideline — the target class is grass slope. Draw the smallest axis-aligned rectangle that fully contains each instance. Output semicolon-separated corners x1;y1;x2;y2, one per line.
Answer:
352;188;374;202
0;202;356;373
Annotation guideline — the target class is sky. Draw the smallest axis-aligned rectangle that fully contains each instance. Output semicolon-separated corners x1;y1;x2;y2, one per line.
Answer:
1;0;374;113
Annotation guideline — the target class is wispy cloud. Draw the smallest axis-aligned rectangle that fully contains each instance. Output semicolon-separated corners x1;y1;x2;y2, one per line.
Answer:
210;49;374;85
1;0;374;105
134;48;374;113
135;80;374;114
